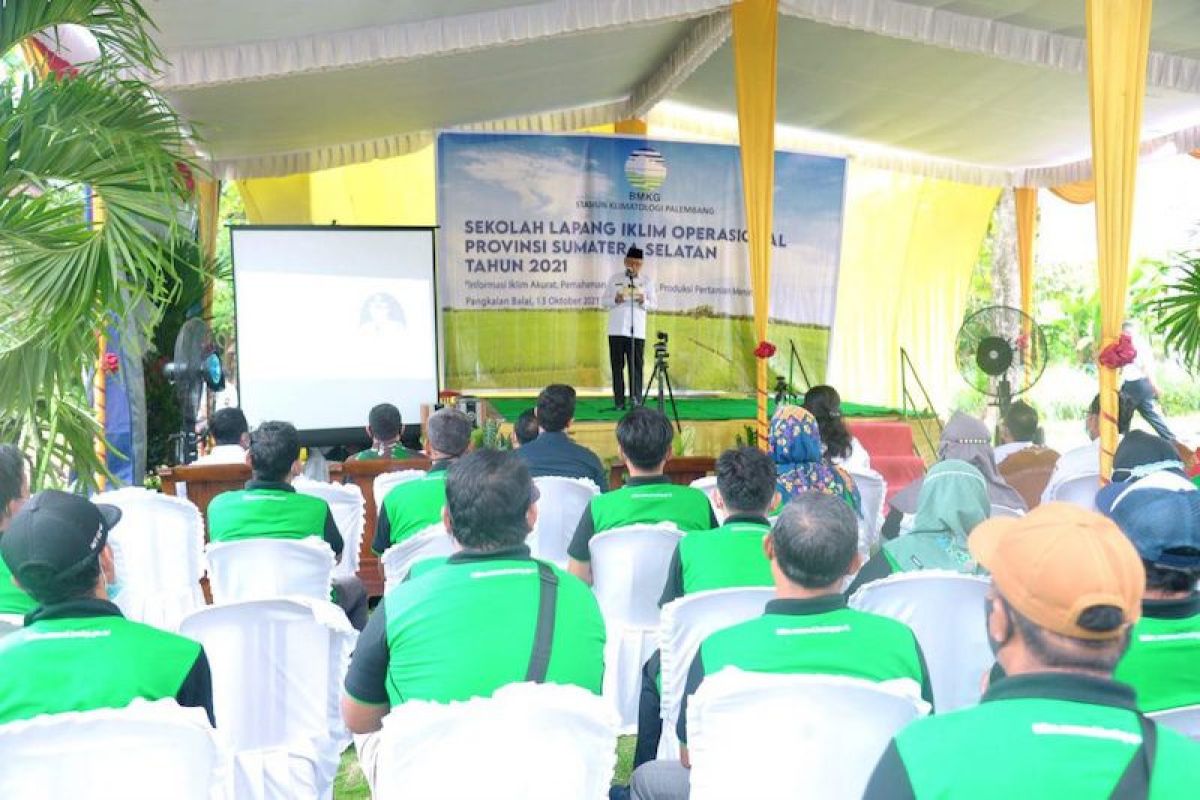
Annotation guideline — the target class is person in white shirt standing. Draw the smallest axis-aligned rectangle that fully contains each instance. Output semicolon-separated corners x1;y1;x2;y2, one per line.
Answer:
605;245;656;410
1120;320;1176;441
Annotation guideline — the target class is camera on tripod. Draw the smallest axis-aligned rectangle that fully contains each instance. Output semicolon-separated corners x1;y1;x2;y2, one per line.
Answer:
653;330;669;361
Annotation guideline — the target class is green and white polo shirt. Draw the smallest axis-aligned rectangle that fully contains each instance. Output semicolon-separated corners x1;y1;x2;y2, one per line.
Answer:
353;444;423;461
659;514;773;606
568;475;716;562
373;462;451;554
207;479;342;556
864;673;1200;799
1115;593;1200;713
344;545;605;706
0;599;213;725
677;595;932;742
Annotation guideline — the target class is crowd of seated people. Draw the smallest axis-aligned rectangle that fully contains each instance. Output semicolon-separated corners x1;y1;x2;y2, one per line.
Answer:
2;379;1200;799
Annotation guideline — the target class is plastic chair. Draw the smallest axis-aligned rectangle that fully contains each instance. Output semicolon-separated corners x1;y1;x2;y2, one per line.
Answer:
529;477;600;567
657;587;774;758
381;524;456;592
0;699;225;800
849;570;992;712
847;469;887;555
372;682;618;800
686;669;928;800
92;487;205;630
990;504;1025;518
373;470;428;514
1150;703;1200;741
206;538;335;605
292;477;366;580
180;597;357;800
589;524;683;730
689;476;724;524
1048;472;1102;510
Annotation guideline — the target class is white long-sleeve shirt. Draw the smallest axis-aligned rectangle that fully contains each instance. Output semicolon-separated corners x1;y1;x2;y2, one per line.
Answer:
604;269;656;338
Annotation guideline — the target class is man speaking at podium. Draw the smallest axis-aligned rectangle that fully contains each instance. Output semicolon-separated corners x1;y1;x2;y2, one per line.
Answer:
605;245;656;410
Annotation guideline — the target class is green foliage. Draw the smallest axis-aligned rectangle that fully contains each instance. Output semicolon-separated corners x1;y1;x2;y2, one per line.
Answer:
1155;251;1200;372
469;418;511;451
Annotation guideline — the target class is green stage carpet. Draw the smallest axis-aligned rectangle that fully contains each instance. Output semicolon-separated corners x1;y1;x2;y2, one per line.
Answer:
485;396;906;423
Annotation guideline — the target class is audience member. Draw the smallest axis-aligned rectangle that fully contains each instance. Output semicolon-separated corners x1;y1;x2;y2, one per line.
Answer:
803;385;871;472
511;409;539;448
632;494;932;800
194;407;250;465
567;407;714;585
864;503;1200;798
353;403;422;461
847;460;990;595
0;491;214;725
993;400;1041;465
342;450;605;786
0;446;34;629
633;447;779;768
515;384;608;489
373;408;473;554
1041;393;1133;503
207;421;368;629
997;444;1060;510
885;411;1024;538
1095;430;1190;513
1121;320;1177;441
769;404;858;511
1106;487;1200;712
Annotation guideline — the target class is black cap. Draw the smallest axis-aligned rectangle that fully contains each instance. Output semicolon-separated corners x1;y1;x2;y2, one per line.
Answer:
0;490;121;596
626;245;644;260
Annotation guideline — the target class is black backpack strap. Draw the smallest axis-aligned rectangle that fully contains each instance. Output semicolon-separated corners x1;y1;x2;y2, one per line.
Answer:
524;561;559;683
1109;713;1158;800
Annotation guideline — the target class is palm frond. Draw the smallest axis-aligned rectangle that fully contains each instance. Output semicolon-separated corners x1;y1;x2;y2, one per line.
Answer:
1;0;161;73
1153;253;1200;372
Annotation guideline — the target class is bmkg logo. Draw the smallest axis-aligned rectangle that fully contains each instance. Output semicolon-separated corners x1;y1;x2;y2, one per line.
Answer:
624;147;667;194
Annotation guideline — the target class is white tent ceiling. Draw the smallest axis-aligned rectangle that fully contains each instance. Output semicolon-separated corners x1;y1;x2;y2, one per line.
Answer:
141;0;1200;185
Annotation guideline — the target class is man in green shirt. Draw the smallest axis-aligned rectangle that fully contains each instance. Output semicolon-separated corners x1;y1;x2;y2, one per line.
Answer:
352;403;423;461
864;503;1200;799
207;420;367;629
568;407;715;585
630;492;932;800
0;444;36;630
1104;486;1200;713
342;450;606;787
0;490;214;725
373;407;472;553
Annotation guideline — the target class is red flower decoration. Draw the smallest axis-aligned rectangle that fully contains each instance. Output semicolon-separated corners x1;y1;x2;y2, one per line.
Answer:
754;341;777;359
1015;332;1029;352
102;353;120;374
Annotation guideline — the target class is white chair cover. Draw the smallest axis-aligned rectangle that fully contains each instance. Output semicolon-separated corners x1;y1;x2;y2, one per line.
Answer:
372;470;427;514
380;524;456;593
687;669;927;800
990;503;1025;518
0;699;225;800
848;569;992;712
528;476;600;566
847;469;887;557
1048;472;1102;510
688;476;724;524
589;524;683;730
372;682;618;800
206;538;334;606
179;597;357;800
1150;703;1200;741
292;477;366;580
92;487;205;630
0;613;25;628
656;587;774;758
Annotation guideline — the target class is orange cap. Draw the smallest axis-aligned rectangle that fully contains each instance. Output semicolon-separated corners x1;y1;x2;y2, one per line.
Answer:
969;502;1144;640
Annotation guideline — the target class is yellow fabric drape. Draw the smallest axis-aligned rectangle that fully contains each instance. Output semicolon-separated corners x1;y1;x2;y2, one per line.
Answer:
1085;0;1154;479
732;0;778;446
1015;188;1038;324
1049;180;1097;205
830;165;999;410
195;178;220;320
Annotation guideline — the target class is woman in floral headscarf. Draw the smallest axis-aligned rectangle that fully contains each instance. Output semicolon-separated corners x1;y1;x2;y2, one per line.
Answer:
769;404;859;512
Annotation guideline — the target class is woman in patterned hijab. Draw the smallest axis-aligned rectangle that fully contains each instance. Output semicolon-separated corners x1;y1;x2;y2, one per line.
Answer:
768;404;859;512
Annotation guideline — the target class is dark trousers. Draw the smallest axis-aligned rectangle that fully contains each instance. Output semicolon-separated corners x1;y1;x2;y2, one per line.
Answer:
1122;378;1176;441
332;576;369;631
609;335;645;407
633;651;663;769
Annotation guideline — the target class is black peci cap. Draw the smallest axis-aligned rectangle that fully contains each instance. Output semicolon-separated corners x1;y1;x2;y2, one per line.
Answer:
0;490;121;595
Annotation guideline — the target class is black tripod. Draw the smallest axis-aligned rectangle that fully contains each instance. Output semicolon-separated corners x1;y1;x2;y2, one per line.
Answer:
640;333;681;433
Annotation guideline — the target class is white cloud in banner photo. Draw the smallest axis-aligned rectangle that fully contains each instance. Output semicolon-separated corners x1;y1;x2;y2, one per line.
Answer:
454;145;614;217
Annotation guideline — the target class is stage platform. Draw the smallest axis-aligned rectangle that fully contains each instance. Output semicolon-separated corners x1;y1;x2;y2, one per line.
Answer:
482;395;936;499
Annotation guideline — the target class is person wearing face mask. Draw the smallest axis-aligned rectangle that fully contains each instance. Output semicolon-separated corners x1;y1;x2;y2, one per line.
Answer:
863;503;1200;799
0;491;215;725
0;445;36;631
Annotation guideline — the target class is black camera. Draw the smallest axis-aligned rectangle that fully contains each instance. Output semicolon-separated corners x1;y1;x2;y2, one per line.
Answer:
653;330;669;361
